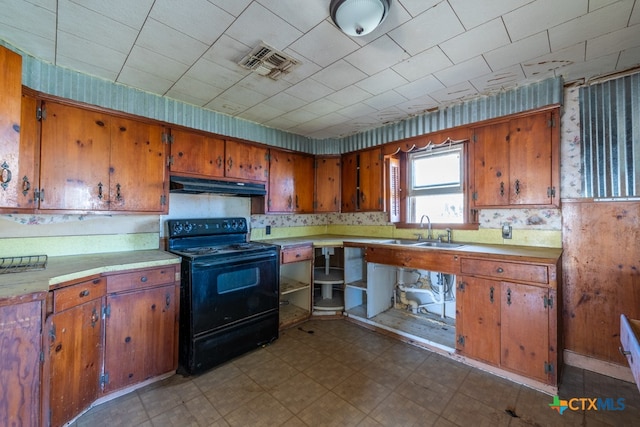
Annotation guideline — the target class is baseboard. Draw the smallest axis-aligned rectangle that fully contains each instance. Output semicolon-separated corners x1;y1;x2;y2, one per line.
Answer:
563;349;634;383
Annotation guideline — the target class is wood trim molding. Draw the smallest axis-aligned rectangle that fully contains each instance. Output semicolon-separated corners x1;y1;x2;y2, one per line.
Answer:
563;349;635;383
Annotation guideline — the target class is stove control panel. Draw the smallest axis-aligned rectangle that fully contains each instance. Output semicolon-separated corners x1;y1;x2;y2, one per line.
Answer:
168;217;248;237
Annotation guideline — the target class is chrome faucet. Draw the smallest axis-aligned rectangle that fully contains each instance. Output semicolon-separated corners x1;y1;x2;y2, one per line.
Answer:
419;215;433;240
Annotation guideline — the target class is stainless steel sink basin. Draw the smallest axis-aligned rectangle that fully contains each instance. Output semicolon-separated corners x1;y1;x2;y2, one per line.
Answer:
415;241;464;248
387;239;424;245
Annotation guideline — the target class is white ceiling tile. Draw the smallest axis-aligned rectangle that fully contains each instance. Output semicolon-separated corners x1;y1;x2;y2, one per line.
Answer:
237;73;293;98
548;0;635;51
289;21;360;67
238;102;286;123
447;0;531;29
118;66;174;94
150;0;234;45
394;95;439;115
56;53;119;81
279;50;322;84
344;36;410;76
589;0;620;12
586;24;640;60
257;0;327;32
202;35;251;71
504;0;588;42
303;98;343;116
434;56;492;86
166;76;225;105
68;0;153;30
0;0;56;41
398;0;442;17
429;81;479;103
224;2;302;50
285;77;333;103
392;47;452;81
631;1;640;24
125;45;190;82
136;18;208;66
522;43;585;78
326;85;373;107
261;92;307;112
617;45;640;70
311;60;367;91
557;51;621;82
214;85;268;109
363;90;408;110
484;32;550;71
470;65;526;93
388;2;464;55
207;0;253;17
187;57;248;91
356;69;408;95
338;102;378;119
279;108;319;124
58;0;138;54
56;31;126;76
204;97;249;115
440;18;510;64
0;25;56;62
394;75;445;100
263;115;299;130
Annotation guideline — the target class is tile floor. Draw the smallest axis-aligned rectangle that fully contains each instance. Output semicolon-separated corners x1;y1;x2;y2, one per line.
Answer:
72;319;639;426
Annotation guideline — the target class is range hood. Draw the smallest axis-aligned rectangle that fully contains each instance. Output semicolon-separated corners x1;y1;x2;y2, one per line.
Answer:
170;176;266;196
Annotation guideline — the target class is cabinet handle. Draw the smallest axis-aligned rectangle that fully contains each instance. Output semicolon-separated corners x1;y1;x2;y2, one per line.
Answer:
0;161;12;190
506;288;512;305
287;195;292;209
165;293;171;309
98;182;104;199
90;307;99;328
227;157;233;169
619;346;631;357
216;156;223;168
295;195;299;209
489;286;494;304
21;176;31;196
496;267;504;273
115;183;122;201
140;276;148;283
514;179;521;195
79;289;90;298
361;192;366;202
499;181;504;197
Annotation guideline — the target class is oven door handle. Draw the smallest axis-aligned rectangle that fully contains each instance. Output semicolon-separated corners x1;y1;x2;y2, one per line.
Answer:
192;252;277;268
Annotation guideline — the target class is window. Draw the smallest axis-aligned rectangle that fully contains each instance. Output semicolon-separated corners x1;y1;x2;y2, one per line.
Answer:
407;146;464;224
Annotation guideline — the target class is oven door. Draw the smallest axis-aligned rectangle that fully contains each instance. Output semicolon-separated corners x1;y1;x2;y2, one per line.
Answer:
187;250;279;335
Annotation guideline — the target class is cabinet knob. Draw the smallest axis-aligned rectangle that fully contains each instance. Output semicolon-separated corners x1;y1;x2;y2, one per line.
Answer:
496;267;504;273
140;276;148;282
79;289;90;297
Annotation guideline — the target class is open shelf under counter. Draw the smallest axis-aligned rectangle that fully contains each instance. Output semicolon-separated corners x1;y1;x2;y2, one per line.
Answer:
345;280;367;289
281;276;309;295
279;303;310;328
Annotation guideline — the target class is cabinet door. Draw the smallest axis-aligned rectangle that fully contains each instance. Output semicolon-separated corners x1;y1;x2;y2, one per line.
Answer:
456;276;500;365
341;152;358;212
508;113;554;205
359;148;383;211
268;149;295;212
48;299;103;427
500;282;550;382
104;284;178;393
170;129;225;178
110;117;167;212
315;156;340;212
225;140;268;182
470;121;510;207
39;102;111;210
0;47;25;210
0;299;42;427
292;153;314;213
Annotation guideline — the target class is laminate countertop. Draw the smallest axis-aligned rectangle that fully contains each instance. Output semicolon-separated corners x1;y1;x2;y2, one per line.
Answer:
0;250;180;302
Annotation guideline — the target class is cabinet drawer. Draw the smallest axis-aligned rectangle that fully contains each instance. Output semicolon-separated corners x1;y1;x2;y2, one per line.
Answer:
107;266;176;293
460;258;548;284
281;245;313;264
620;315;640;392
53;278;106;312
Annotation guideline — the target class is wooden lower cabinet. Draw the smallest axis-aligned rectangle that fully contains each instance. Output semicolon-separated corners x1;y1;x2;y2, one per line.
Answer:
279;244;313;329
0;295;44;427
46;278;105;427
104;283;178;392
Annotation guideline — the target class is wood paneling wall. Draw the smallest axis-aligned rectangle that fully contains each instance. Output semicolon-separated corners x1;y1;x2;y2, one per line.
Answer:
562;200;640;364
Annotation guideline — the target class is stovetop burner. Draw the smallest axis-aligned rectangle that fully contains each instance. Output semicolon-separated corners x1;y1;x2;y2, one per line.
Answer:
181;247;219;255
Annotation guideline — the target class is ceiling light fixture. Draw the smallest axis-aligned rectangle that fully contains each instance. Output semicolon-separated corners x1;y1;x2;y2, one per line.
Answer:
330;0;392;37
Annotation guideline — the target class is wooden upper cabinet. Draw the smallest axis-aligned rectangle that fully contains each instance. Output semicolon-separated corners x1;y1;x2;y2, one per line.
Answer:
39;101;168;213
225;139;268;182
268;149;314;213
110;116;168;212
39;102;112;211
314;156;341;212
0;46;26;211
341;147;383;212
169;128;225;178
470;109;559;208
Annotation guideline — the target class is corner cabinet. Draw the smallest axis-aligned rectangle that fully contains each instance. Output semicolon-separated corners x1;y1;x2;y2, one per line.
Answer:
279;244;313;329
341;147;383;212
469;108;560;208
268;149;314;213
456;256;560;385
38;101;169;213
314;156;341;212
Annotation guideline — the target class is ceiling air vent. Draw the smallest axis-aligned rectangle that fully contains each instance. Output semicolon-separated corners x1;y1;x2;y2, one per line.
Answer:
238;42;300;80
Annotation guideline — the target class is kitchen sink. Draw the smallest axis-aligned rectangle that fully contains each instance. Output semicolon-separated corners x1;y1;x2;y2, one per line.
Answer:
415;241;464;248
387;239;425;245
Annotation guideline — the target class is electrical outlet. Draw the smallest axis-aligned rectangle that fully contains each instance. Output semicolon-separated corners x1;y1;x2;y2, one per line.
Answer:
502;224;512;239
265;225;271;235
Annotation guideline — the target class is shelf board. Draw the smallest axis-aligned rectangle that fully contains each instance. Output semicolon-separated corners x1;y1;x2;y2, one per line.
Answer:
314;267;344;284
281;277;309;295
345;280;367;290
279;304;310;328
345;304;366;318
